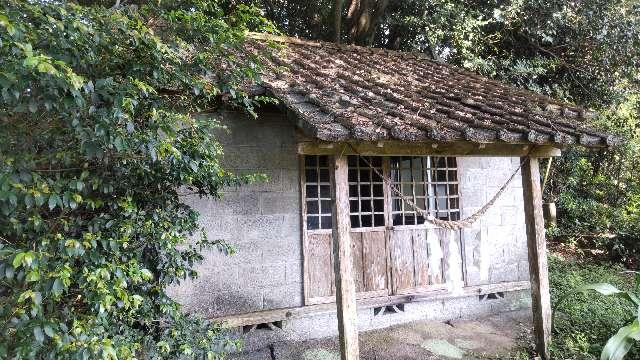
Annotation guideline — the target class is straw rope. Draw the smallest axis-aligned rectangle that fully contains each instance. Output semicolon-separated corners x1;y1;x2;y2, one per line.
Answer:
346;144;529;230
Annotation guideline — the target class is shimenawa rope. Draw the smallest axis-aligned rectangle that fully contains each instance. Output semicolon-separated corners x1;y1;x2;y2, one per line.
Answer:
346;143;530;230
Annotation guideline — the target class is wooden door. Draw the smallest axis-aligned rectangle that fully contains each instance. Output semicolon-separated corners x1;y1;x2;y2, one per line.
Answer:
388;227;460;294
304;230;389;304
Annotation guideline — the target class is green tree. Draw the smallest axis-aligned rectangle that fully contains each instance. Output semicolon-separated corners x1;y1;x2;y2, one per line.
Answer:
0;0;273;358
256;0;640;265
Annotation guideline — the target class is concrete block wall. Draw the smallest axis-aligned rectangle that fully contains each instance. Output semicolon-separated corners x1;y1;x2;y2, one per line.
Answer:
457;157;529;286
168;111;304;318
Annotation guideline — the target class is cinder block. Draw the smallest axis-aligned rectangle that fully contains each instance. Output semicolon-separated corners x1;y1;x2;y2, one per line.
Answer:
226;168;284;193
262;239;302;263
260;193;300;215
482;207;503;226
221;145;262;169
238;263;287;289
459;169;487;189
459;187;487;207
214;110;294;148
198;241;264;270
500;206;519;225
460;206;480;219
199;215;241;243
213;288;264;315
517;260;530;281
263;283;304;309
285;261;303;284
490;262;519;283
238;215;285;242
281;214;302;234
207;192;260;216
281;169;301;193
457;157;483;170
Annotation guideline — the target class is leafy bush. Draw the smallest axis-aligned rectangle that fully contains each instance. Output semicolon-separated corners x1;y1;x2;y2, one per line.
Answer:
549;255;639;359
547;95;640;267
0;1;272;358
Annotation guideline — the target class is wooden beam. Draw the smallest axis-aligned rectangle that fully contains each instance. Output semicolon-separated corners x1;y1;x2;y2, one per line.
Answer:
213;280;531;328
521;157;552;360
330;154;359;360
298;141;562;157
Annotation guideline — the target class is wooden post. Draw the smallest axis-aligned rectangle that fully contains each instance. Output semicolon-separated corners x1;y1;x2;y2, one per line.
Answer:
521;156;552;360
330;154;359;360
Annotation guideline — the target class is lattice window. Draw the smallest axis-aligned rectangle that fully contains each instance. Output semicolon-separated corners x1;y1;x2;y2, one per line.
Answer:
347;156;385;228
390;156;460;225
304;155;332;230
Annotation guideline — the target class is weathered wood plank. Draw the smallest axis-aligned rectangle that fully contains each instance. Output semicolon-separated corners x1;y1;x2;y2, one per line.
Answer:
521;156;552;360
213;280;532;328
436;228;448;285
330;155;359;360
306;233;334;299
350;232;365;293
390;230;415;292
362;231;388;292
298;141;562;157
412;230;430;287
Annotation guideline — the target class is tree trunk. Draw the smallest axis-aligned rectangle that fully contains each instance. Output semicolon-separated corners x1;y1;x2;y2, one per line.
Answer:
334;0;344;43
345;0;389;45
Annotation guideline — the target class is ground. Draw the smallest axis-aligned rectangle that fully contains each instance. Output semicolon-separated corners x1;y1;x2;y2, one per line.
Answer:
230;310;533;359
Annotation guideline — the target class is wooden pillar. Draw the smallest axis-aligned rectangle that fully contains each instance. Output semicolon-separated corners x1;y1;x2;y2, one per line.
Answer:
521;156;552;360
330;154;359;360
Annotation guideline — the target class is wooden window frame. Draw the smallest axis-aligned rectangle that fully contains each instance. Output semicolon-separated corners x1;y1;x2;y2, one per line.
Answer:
301;154;465;305
347;155;386;231
389;156;461;227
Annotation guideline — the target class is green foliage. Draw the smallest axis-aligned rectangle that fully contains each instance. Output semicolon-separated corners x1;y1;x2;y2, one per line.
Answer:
257;2;640;264
548;95;640;267
0;0;273;358
549;255;640;359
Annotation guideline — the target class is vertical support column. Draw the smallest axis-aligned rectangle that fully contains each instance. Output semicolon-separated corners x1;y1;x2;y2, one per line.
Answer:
521;156;552;360
330;154;359;360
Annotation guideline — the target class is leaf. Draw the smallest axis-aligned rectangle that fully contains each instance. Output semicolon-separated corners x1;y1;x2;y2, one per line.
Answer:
33;326;44;343
48;194;61;210
43;325;55;338
24;194;34;208
576;283;622;296
52;278;64;296
33;291;42;305
28;100;37;113
601;320;640;360
34;193;45;206
12;252;24;268
5;266;14;280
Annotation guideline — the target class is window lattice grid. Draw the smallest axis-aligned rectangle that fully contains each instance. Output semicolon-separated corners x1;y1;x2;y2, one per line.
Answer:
390;156;460;225
304;155;332;230
347;156;385;228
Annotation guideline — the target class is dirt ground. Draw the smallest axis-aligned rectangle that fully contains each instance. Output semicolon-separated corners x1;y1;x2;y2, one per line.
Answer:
231;309;534;359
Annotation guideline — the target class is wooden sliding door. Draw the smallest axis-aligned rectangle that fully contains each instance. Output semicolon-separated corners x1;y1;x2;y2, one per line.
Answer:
302;155;463;305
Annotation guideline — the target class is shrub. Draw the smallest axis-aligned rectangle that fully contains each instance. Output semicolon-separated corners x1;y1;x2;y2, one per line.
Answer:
0;1;272;358
546;95;640;268
549;256;639;359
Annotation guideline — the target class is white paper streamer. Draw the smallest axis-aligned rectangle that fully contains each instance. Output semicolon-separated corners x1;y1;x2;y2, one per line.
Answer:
445;229;465;296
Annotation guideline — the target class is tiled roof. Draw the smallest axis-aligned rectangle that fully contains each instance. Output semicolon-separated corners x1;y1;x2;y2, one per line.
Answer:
247;33;620;148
